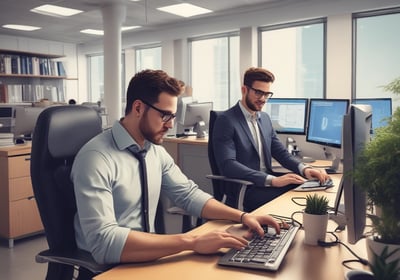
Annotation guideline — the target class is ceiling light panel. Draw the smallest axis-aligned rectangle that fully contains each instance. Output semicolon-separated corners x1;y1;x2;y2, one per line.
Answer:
31;4;83;17
2;24;41;31
157;3;212;18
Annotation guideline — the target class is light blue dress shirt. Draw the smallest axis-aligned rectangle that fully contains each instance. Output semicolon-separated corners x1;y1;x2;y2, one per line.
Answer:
72;121;212;264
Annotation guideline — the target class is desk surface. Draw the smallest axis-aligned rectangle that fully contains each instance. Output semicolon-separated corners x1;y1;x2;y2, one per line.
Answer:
94;172;368;280
163;136;208;145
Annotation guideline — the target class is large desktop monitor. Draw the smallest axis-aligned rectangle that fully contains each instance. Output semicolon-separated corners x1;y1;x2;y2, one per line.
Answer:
177;101;213;138
264;98;308;134
353;98;392;134
340;104;372;244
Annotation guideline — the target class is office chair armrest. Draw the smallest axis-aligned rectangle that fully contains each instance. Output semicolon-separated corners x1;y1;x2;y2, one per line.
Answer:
36;249;113;274
206;175;252;211
205;175;252;185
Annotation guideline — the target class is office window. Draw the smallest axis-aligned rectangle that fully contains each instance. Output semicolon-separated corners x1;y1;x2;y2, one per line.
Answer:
259;19;326;99
88;54;104;103
190;33;240;110
354;8;400;109
135;45;161;72
88;53;125;104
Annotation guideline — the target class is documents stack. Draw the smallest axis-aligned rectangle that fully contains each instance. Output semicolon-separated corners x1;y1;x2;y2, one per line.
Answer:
0;133;14;146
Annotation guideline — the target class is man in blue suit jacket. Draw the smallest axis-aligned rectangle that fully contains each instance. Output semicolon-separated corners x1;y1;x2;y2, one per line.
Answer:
212;67;329;212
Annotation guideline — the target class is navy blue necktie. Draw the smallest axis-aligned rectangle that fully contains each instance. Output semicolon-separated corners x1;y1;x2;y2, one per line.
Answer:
128;147;150;233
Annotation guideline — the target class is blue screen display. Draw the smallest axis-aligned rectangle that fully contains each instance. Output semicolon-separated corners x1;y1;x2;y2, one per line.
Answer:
306;99;349;148
353;98;392;133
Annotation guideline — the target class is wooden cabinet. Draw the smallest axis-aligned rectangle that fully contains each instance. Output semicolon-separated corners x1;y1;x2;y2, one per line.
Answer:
0;49;66;104
0;144;43;248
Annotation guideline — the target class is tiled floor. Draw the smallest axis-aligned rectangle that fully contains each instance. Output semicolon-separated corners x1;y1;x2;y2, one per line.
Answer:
0;234;47;280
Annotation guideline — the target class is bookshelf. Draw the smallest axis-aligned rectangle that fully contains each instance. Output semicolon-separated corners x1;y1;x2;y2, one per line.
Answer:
0;49;67;104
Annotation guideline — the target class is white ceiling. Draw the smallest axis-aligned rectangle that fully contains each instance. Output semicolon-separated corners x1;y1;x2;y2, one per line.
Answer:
0;0;294;44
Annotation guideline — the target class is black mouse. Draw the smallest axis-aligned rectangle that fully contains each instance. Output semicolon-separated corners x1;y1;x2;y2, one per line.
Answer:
15;138;25;144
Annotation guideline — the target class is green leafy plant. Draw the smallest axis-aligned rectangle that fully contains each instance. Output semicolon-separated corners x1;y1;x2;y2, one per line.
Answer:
305;194;329;215
353;76;400;245
370;246;400;280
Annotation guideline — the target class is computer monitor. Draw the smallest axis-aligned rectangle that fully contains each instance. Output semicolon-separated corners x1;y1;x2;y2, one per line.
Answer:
264;98;308;134
13;106;46;140
340;104;372;244
179;101;213;138
306;99;349;148
0;106;14;133
353;98;392;134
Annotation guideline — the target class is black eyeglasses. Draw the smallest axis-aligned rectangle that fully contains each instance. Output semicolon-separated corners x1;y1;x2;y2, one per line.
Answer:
140;100;176;122
246;86;274;99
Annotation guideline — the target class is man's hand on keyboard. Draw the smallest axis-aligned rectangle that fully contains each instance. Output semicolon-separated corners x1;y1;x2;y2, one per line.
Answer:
240;213;280;240
190;231;249;254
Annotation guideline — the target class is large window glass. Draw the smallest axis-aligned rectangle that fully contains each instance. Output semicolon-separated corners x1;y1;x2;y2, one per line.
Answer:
88;53;125;105
190;33;240;110
354;8;400;109
88;54;104;103
136;45;161;72
259;19;326;99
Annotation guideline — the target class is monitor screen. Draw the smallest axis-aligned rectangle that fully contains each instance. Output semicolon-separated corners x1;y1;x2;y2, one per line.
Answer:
342;104;372;244
181;101;213;138
353;98;392;133
14;106;46;139
264;98;308;134
306;99;349;148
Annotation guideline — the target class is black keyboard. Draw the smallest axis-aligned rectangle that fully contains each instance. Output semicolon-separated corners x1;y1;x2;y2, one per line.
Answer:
218;223;299;271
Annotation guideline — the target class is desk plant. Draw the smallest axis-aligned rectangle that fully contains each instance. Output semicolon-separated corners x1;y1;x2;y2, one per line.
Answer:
303;194;329;245
353;76;400;278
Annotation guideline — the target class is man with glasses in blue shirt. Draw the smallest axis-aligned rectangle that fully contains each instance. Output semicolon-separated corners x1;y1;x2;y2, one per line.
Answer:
212;67;329;212
71;69;281;266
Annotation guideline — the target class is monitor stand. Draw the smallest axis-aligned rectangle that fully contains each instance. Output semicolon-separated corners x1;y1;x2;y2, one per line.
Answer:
325;157;341;174
194;121;208;139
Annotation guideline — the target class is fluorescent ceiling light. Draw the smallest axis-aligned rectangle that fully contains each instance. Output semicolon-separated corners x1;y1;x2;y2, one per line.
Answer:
81;26;141;36
31;4;83;17
2;24;41;31
157;3;212;18
80;29;103;36
122;26;141;31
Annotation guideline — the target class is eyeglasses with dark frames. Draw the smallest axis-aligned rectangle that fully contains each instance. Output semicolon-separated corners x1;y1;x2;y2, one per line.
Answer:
246;86;274;99
140;100;176;122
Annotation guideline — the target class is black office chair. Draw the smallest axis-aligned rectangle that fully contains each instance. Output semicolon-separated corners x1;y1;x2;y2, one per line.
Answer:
206;110;253;211
30;105;113;280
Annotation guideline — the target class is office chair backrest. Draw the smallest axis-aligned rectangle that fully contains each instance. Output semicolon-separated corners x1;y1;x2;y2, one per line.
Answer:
30;105;102;253
208;110;225;201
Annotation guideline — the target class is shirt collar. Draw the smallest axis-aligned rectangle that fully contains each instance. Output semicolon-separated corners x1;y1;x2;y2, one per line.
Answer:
111;121;151;152
238;101;260;121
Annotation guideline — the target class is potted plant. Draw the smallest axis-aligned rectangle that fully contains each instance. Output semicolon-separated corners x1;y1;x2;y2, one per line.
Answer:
353;76;400;273
303;194;329;245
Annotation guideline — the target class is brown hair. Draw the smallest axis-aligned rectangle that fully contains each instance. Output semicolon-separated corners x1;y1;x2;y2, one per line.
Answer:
125;69;181;115
243;67;275;87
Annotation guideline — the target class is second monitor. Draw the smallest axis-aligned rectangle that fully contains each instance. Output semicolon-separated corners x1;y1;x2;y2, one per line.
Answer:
177;100;213;138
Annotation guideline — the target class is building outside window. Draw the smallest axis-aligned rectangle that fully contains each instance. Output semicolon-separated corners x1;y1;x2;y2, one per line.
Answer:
135;45;161;72
353;8;400;109
259;19;326;100
190;33;240;110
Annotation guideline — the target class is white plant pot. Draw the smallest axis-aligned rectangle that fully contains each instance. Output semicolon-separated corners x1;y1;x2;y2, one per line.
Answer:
303;212;328;246
366;236;400;271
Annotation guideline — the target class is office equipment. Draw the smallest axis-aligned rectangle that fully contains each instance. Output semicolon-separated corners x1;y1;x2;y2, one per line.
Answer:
30;105;112;279
353;98;392;134
13;106;46;140
306;99;349;173
218;222;299;271
341;104;372;244
293;178;334;192
206;110;253;210
0;105;14;133
179;101;213;138
264;98;308;135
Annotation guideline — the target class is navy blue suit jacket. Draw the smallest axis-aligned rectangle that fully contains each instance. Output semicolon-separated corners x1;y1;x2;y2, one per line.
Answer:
212;102;302;187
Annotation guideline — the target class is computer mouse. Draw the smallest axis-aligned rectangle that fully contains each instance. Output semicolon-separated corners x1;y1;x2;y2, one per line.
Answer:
15;138;25;144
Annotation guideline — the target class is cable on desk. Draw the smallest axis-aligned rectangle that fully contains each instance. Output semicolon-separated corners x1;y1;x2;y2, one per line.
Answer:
319;232;369;269
291;196;307;207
